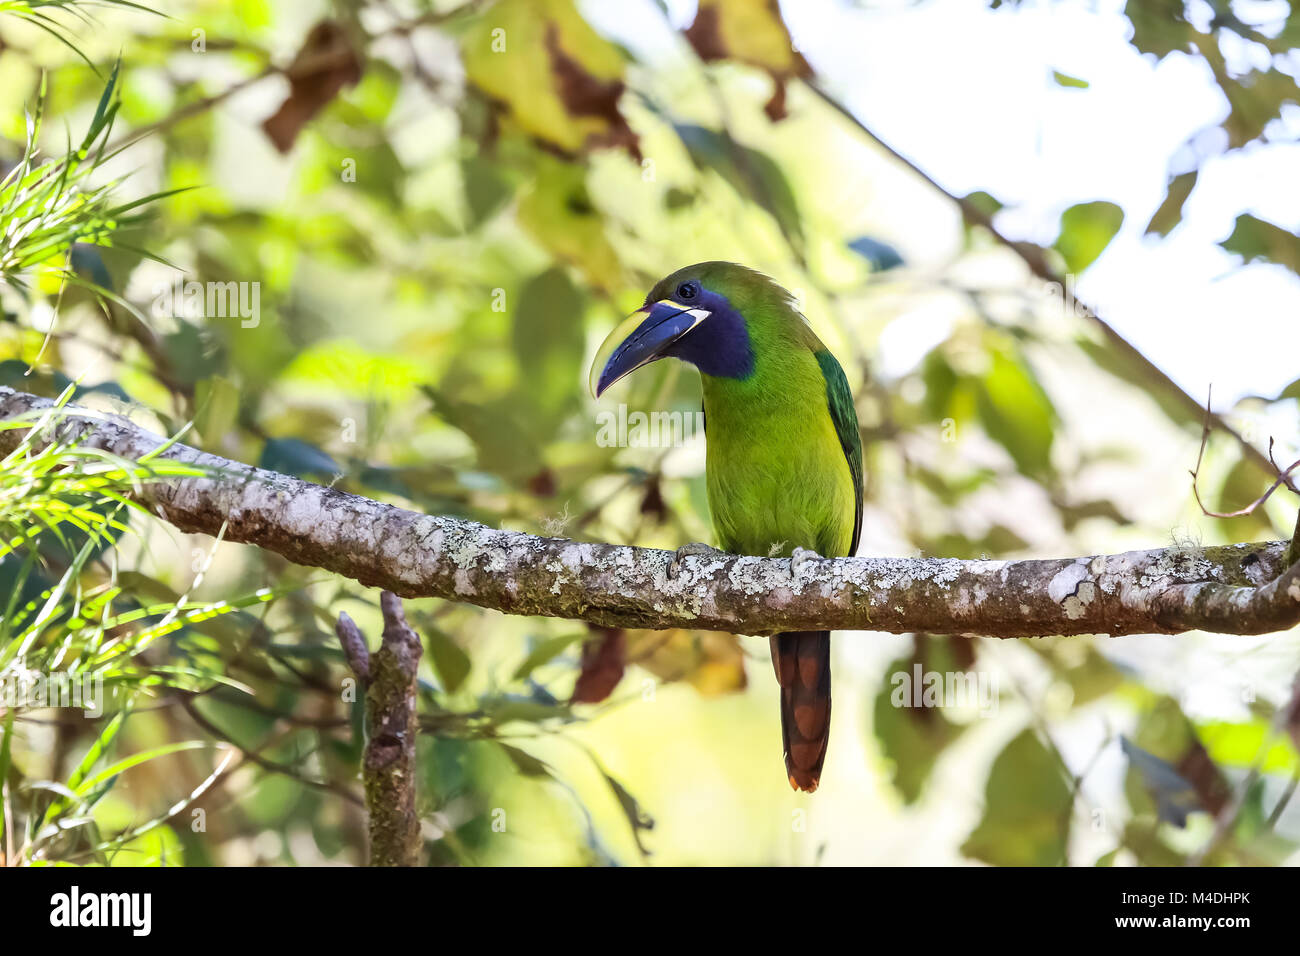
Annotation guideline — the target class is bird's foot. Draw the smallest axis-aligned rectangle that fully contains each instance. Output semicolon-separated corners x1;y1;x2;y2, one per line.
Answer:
789;547;822;581
668;541;723;579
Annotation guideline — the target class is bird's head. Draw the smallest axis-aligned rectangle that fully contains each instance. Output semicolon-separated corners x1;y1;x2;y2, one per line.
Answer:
588;261;798;398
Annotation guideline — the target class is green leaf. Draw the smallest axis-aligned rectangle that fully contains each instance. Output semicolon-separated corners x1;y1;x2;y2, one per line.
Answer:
1125;697;1230;838
872;653;967;803
422;386;543;483
1027;641;1124;707
511;267;587;432
161;321;223;385
193;376;241;449
259;438;340;480
460;0;636;157
517;154;623;292
1214;457;1281;541
1058;497;1130;531
911;464;998;506
512;632;584;681
497;742;553;777
487;697;568;724
1220;213;1300;274
74;740;209;797
920;524;1029;558
663;186;695;210
1052;70;1089;88
40;708;128;827
674;124;805;256
1054;200;1124;273
961;189;1005;220
461;157;514;229
1145;171;1196;237
919;348;960;420
975;343;1056;479
1219;68;1300;149
1197;719;1299;775
424;628;471;693
684;0;810;82
328;140;406;207
599;765;653;857
1124;0;1190;60
962;728;1071;866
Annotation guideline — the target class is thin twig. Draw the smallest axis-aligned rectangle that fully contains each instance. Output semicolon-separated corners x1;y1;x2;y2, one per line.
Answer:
179;695;363;807
1190;385;1300;518
335;611;371;683
1265;767;1300;831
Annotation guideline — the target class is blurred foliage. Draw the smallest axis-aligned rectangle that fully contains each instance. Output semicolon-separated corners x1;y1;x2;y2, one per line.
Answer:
0;0;1297;866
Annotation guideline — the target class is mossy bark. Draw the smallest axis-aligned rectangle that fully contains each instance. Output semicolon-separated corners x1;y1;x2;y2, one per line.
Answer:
336;593;423;867
4;385;1300;640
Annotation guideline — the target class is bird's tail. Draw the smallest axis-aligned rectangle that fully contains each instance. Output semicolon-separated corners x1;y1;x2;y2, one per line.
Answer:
770;630;832;792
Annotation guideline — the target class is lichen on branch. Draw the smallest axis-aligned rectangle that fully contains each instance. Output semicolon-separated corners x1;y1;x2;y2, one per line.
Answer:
3;385;1298;639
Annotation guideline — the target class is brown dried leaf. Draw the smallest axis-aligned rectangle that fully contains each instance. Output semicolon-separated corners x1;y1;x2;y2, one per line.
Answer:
684;0;813;122
461;0;639;159
571;627;626;704
638;474;668;524
544;24;640;159
262;20;363;153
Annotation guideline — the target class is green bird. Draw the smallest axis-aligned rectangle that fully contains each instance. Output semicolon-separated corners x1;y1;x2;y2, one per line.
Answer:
589;262;863;792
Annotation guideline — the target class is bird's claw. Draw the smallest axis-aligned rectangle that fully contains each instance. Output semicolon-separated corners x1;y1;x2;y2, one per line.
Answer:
669;542;720;579
789;547;821;580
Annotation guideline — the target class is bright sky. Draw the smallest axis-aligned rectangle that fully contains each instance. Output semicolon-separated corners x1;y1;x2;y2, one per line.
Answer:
586;0;1300;416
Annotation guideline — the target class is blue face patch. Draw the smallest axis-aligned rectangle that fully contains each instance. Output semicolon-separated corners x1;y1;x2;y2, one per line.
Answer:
663;287;755;380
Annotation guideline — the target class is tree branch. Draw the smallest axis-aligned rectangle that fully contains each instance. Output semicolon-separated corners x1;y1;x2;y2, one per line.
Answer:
336;595;423;867
1285;508;1300;573
3;385;1299;638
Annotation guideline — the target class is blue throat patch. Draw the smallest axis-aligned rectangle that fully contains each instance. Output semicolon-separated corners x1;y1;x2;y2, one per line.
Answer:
665;294;755;380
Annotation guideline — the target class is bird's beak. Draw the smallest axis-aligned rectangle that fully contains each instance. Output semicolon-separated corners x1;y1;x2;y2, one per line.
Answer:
588;300;712;398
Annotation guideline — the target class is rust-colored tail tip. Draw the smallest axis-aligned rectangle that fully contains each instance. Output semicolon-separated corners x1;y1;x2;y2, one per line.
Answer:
788;772;820;793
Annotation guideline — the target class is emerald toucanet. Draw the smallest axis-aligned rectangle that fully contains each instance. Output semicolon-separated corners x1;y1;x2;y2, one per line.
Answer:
589;262;863;792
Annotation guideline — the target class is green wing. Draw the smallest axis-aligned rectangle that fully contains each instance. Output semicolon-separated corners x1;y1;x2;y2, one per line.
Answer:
814;349;864;556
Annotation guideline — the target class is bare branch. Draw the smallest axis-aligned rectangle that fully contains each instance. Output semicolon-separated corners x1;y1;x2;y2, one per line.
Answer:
3;385;1299;639
1190;385;1300;518
334;612;371;684
347;593;424;867
1286;509;1300;572
334;597;423;866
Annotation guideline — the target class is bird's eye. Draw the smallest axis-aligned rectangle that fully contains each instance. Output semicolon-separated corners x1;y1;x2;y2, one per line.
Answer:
676;282;698;301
